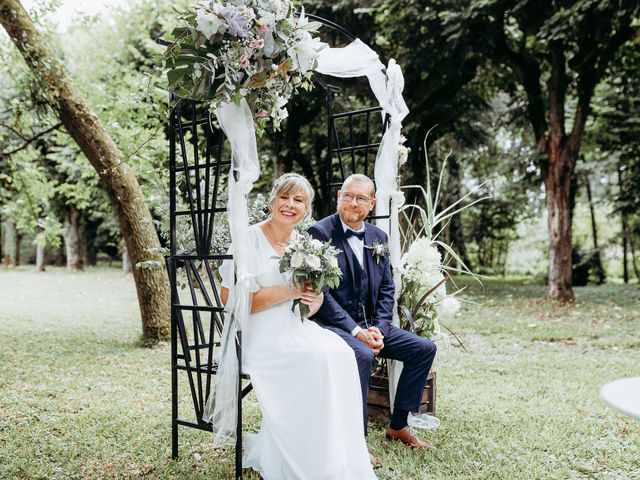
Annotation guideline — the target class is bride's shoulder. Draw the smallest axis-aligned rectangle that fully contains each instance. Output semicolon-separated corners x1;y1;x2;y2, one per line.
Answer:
248;223;267;241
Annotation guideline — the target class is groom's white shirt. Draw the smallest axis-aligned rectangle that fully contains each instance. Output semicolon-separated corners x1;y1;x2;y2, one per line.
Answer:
340;218;365;267
340;219;365;337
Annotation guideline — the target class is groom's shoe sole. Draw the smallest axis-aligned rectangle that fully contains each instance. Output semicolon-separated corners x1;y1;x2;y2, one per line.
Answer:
385;426;435;450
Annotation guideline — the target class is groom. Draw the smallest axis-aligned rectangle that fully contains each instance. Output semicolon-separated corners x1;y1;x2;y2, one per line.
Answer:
308;173;436;449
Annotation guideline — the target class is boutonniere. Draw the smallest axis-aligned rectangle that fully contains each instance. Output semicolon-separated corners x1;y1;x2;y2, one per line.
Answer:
365;240;390;264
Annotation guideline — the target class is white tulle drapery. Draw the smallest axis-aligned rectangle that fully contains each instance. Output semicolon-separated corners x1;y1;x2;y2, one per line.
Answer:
371;59;409;410
204;37;431;447
202;98;260;446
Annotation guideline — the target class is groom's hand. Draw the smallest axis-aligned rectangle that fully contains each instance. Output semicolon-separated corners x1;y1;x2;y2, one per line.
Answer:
367;326;383;339
356;329;384;355
367;327;384;355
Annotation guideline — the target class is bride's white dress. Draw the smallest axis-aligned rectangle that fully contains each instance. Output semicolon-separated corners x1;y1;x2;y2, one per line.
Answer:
220;225;376;480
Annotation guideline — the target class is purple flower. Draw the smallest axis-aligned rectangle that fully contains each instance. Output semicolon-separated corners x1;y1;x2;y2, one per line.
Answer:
222;5;251;38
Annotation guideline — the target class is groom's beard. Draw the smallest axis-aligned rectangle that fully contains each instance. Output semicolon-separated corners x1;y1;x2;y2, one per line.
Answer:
338;207;370;228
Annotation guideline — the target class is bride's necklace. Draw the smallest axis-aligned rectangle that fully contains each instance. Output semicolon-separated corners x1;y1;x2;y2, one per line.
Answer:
266;220;292;247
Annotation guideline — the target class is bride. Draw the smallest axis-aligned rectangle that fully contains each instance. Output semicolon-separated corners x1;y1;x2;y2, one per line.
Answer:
218;173;377;479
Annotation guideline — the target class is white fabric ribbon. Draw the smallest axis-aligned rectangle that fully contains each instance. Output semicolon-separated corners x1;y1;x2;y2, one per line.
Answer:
203;98;259;446
316;38;383;77
371;59;409;410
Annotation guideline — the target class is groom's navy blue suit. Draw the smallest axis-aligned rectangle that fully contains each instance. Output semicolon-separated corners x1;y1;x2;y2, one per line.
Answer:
309;213;437;434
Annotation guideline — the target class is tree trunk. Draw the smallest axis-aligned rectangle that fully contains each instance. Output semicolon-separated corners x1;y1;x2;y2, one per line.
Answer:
618;166;629;284
0;0;170;344
54;240;65;266
62;206;83;271
81;219;98;267
621;214;629;284
501;240;509;277
122;246;131;273
3;220;17;266
272;149;286;179
544;145;575;302
584;173;605;284
14;231;21;266
83;244;97;267
628;227;640;282
36;243;46;271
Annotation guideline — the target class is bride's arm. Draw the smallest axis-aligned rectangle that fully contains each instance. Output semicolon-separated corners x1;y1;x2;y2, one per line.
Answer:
220;285;303;314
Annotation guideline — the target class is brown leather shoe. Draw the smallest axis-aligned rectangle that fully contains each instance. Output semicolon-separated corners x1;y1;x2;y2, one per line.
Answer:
385;426;434;450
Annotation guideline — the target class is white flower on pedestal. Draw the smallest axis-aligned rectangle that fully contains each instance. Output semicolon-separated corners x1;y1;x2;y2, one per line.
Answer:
437;296;460;320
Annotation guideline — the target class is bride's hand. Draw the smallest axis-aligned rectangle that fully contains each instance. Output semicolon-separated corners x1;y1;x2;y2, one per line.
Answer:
301;288;324;317
288;283;305;300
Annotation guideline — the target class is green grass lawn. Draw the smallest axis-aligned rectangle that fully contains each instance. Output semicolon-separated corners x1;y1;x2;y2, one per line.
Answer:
0;267;638;479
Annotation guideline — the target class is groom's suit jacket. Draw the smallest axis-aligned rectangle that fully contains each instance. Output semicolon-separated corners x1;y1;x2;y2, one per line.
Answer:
308;213;395;337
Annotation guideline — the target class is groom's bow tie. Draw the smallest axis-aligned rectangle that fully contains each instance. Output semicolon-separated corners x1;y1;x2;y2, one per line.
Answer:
345;229;365;240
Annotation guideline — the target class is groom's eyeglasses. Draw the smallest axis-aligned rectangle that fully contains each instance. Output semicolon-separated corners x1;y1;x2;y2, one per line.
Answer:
341;192;372;206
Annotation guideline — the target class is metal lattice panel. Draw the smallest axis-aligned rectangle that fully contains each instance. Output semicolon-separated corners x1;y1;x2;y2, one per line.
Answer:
325;84;389;216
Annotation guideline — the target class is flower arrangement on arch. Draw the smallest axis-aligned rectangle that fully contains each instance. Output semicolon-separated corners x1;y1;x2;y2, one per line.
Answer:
164;0;324;135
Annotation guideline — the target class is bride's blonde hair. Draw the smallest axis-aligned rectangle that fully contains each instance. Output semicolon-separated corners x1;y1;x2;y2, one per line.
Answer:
267;173;315;221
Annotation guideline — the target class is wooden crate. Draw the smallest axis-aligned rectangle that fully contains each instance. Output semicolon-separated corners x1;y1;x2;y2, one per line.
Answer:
367;371;436;421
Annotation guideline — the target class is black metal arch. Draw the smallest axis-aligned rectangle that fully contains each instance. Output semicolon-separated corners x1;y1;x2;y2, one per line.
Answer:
166;14;389;479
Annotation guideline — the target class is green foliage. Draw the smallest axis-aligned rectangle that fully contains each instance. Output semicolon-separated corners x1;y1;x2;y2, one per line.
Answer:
2;0;638;283
1;0;180;258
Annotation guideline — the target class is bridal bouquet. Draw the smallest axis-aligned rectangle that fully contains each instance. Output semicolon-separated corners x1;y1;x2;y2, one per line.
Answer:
278;234;342;319
164;0;324;135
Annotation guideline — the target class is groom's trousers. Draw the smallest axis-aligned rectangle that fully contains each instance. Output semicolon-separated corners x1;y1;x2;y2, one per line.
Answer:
323;324;437;435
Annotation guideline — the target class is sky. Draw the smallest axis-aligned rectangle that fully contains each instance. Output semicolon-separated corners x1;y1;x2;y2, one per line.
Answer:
21;0;129;32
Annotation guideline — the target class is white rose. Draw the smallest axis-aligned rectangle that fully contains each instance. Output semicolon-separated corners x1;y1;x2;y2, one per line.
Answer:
291;252;304;268
329;256;339;268
310;239;323;249
305;254;321;270
196;9;227;40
